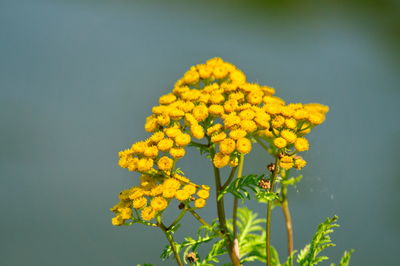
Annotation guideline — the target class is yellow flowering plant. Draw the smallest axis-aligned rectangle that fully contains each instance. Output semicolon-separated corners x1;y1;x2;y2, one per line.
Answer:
111;58;353;266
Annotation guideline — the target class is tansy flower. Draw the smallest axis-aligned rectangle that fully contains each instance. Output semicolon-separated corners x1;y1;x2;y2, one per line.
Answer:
183;70;200;84
163;178;181;189
224;115;241;129
224;99;238;113
201;185;210;191
133;197;147;209
247;91;264;105
210;93;225;104
173;174;190;183
219;138;236;155
149;131;165;143
112;216;124;226
120;208;133;219
308;112;325;125
236;138;252;154
195;198;206;208
190;125;205;139
273;137;287;149
239;109;256;120
175;190;190;201
144;117;158;132
211;132;227;143
213;65;228;79
141;206;156;221
137;158;154;172
284;118;297;129
183;184;197;195
163;188;176;198
157;156;174;171
165;127;182;138
240;120;257;133
169;108;185;120
175;133;191;147
144;146;158;157
280;130;297;144
229;129;247;140
294;158;307;169
169;147;186;158
151;197;168;211
295;137;309;152
271;116;285;128
192;105;209;122
159;93;177;105
150;185;164;196
156;113;171;127
129;187;144;200
131;141;147;154
197;189;210;199
293;109;309;120
280;156;294;170
230;70;246;83
157;138;174;151
207;124;223;136
213;152;230;168
264;103;282;115
209;105;225;116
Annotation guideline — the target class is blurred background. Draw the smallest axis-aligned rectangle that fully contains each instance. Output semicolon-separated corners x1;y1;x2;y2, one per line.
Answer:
1;0;399;265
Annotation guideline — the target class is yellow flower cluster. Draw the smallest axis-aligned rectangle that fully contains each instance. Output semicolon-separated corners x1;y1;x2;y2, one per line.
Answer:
111;174;211;225
112;57;328;225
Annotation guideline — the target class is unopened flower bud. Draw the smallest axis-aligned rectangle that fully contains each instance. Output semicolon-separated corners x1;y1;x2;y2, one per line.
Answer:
258;178;271;190
186;252;198;263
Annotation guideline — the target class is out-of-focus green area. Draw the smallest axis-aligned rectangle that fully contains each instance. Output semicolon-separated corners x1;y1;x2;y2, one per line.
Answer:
0;0;399;265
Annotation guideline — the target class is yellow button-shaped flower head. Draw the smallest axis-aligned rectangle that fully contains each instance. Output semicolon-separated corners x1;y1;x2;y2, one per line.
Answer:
213;152;230;168
195;198;206;208
151;197;168;211
219;138;236;155
197;189;210;199
169;147;186;159
157;138;174;152
280;156;293;170
273;137;287;149
294;137;309;152
175;189;190;201
141;206;156;221
112;216;124;226
280;130;297;144
133;197;147;209
175;133;191;147
157;156;173;171
236;138;252;154
192;105;209;122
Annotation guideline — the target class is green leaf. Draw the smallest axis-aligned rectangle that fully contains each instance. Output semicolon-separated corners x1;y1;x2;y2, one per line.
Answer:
281;175;303;186
218;174;263;202
297;216;340;266
256;191;280;203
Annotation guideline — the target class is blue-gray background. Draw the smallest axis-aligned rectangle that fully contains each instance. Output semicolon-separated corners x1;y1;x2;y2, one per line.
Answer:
1;0;399;265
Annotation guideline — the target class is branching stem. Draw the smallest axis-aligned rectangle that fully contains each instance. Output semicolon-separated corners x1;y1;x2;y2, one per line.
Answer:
158;217;183;266
266;157;280;266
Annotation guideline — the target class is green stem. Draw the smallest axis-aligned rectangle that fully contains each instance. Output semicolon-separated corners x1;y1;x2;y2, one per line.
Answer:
168;209;187;230
222;165;238;189
209;144;241;266
189;209;212;228
266;157;280;266
158;218;183;266
254;136;270;153
232;154;245;261
281;184;294;256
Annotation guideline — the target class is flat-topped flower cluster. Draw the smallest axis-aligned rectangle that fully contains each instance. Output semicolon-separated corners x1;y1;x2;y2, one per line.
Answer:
111;57;328;226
